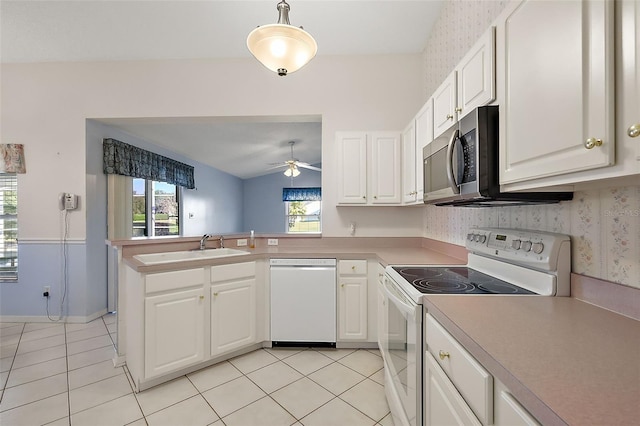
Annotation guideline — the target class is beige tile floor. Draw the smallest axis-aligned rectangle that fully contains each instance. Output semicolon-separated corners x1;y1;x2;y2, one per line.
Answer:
0;314;394;426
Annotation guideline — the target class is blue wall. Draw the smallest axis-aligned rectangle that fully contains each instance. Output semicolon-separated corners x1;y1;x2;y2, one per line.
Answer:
243;168;322;233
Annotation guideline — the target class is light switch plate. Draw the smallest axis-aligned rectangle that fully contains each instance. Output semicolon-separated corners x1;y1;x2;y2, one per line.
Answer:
267;239;278;246
237;239;247;246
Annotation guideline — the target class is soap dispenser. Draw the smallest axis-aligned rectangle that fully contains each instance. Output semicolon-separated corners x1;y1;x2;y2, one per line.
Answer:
249;230;255;249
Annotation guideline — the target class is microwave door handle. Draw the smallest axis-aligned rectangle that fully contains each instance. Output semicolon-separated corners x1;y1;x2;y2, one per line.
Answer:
446;128;461;194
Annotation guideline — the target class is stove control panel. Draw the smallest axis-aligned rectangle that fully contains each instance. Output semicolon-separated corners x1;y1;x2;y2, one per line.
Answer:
465;228;570;272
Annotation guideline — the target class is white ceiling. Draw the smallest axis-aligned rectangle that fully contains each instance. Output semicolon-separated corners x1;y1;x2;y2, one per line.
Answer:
2;0;444;179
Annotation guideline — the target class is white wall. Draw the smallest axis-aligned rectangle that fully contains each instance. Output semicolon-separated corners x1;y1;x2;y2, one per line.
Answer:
0;54;425;318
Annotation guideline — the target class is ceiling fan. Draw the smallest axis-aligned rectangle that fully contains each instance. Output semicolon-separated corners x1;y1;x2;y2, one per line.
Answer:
268;141;321;177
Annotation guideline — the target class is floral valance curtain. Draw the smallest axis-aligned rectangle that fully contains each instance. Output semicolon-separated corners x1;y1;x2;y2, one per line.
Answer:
282;187;321;201
103;138;195;189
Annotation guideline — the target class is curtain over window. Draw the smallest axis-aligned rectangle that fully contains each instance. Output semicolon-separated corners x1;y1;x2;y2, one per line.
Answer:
103;138;195;189
282;187;321;201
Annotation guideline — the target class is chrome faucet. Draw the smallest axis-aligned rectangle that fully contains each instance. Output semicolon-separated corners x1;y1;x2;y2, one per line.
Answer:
219;235;225;249
199;234;211;250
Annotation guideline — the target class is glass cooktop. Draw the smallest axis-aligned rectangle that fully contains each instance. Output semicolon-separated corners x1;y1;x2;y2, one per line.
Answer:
392;266;535;295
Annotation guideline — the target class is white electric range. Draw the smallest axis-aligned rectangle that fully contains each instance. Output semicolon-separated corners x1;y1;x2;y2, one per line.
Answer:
379;228;571;426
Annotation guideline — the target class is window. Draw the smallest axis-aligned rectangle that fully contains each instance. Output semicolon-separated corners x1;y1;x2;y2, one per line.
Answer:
283;187;321;234
133;178;180;237
0;174;18;280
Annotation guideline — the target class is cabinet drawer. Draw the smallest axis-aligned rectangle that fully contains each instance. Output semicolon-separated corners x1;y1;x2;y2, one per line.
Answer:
211;261;256;283
426;314;493;425
338;260;367;276
145;268;204;294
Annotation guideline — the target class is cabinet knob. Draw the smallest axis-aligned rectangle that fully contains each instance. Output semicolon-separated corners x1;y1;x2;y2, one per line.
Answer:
628;124;640;138
439;350;450;360
362;196;366;199
373;195;378;199
213;292;218;297
341;283;345;288
199;295;205;300
455;107;462;113
584;137;603;149
446;114;454;120
352;265;356;270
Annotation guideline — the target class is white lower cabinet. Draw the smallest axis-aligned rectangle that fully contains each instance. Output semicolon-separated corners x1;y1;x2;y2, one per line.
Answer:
338;260;368;341
425;314;540;426
425;351;481;426
494;380;540;426
425;314;492;425
143;268;206;380
210;262;257;356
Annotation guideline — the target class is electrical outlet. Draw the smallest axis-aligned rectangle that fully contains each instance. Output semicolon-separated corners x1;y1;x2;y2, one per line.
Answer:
43;286;50;298
237;239;247;247
267;238;278;246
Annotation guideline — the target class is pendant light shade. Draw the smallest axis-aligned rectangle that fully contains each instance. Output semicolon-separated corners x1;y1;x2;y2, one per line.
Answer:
247;1;317;76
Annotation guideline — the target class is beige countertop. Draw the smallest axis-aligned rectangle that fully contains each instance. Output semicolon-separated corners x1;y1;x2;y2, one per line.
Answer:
423;295;640;426
114;236;468;273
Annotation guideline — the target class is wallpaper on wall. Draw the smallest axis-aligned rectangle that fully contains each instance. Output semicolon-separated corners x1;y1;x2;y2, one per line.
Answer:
420;1;639;288
423;185;640;288
422;0;508;97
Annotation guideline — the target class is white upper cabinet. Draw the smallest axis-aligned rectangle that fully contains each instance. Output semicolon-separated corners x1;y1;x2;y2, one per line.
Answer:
619;0;640;165
498;0;614;185
433;72;458;139
415;98;434;203
337;131;402;205
457;27;496;121
433;27;496;140
402;120;417;204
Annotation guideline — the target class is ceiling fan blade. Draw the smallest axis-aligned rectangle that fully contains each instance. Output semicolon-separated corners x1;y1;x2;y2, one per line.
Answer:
297;163;321;172
265;164;287;170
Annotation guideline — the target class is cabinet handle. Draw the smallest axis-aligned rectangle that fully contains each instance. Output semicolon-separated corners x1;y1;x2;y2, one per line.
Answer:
628;124;640;138
374;195;378;199
213;292;218;297
446;114;454;120
584;137;603;149
362;196;366;199
455;107;462;113
341;283;345;288
351;265;356;271
199;295;205;300
439;350;450;360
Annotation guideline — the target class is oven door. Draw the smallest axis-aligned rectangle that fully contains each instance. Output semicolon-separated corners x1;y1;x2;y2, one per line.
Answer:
380;275;422;426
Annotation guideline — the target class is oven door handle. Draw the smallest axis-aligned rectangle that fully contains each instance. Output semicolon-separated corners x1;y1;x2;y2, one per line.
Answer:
446;128;461;194
382;278;417;318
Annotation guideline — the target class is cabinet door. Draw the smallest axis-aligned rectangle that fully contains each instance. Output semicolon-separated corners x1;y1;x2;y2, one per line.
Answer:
425;352;482;426
457;27;495;119
402;121;417;204
336;132;368;204
145;288;205;378
499;0;614;184
370;132;402;204
211;278;256;356
619;0;640;164
415;98;433;203
433;71;457;139
338;277;367;340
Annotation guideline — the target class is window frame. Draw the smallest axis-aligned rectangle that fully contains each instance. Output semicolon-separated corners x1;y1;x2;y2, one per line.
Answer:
285;199;322;234
0;173;18;281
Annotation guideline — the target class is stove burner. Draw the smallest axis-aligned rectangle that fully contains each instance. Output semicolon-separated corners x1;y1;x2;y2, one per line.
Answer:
396;268;443;279
413;279;475;294
391;266;535;295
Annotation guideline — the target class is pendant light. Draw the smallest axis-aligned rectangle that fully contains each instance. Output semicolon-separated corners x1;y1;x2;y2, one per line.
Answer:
246;0;317;76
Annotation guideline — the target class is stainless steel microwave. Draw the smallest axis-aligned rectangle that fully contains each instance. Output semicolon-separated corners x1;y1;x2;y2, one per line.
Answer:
423;106;573;206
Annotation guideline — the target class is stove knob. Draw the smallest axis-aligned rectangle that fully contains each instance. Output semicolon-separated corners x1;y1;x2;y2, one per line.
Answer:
521;241;532;252
474;234;481;242
479;235;487;243
511;239;521;250
532;242;544;254
467;233;474;241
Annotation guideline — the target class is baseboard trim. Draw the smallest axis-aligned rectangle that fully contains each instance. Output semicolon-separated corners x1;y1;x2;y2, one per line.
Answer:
0;308;108;324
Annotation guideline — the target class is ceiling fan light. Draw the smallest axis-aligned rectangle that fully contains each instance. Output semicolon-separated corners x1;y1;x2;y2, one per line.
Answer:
247;1;317;76
283;164;300;177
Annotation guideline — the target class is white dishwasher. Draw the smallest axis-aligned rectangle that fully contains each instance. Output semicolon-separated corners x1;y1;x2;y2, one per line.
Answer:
270;258;337;347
